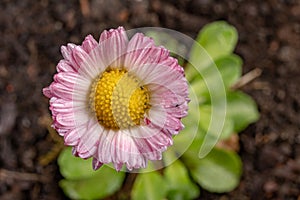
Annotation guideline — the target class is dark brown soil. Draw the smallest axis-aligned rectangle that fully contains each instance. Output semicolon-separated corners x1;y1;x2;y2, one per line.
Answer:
0;0;299;199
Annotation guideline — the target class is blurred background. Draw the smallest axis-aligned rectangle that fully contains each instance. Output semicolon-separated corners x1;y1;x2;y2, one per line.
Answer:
0;0;299;199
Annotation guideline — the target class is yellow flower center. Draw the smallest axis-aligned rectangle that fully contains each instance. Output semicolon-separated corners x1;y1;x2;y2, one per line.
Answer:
90;69;150;130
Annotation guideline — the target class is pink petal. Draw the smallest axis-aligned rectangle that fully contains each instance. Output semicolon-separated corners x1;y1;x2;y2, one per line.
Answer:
98;26;128;68
166;102;189;118
124;34;170;71
81;34;98;53
124;33;155;68
55;126;71;137
61;43;76;61
61;44;81;71
61;43;92;72
96;130;115;163
149;87;189;114
53;72;78;88
53;112;75;128
164;115;184;133
148;131;173;147
72;46;90;69
130;126;172;154
48;82;73;100
141;63;184;87
114;163;123;171
64;128;80;146
127;33;154;52
76;46;106;80
58;35;98;73
42;87;52;98
72;146;79;156
92;158;103;170
148;105;166;124
56;60;76;73
147;105;184;134
138;69;188;107
76;121;102;158
49;98;73;116
126;156;147;171
95;129;148;170
99;26;127;43
160;56;184;74
63;124;89;146
115;131;147;169
144;150;162;161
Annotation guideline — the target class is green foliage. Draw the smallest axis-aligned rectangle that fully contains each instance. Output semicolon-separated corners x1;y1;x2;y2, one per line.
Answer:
199;105;234;140
179;21;258;193
226;91;260;132
183;148;242;193
131;170;167;200
131;151;200;200
164;151;200;200
185;21;238;82
56;21;260;199
58;147;96;180
58;148;125;200
196;21;238;59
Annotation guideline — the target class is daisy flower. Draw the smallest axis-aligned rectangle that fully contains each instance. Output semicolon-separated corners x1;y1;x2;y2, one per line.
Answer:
43;27;189;171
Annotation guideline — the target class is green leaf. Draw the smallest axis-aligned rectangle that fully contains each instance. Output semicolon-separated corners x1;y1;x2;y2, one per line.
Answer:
190;54;242;102
131;171;167;200
58;148;96;180
58;148;125;200
184;148;242;193
199;105;235;140
215;54;242;89
226;91;260;132
189;72;209;102
186;21;238;82
164;151;200;200
197;21;238;60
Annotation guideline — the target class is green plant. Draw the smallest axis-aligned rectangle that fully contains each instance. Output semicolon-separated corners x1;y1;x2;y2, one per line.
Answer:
57;21;259;200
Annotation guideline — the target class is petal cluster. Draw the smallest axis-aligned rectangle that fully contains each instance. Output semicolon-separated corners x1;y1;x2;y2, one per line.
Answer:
43;27;189;171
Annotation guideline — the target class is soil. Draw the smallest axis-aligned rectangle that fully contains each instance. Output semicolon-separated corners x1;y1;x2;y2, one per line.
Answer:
0;0;299;199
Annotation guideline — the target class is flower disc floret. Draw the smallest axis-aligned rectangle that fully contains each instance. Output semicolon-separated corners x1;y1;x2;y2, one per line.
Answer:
90;68;150;130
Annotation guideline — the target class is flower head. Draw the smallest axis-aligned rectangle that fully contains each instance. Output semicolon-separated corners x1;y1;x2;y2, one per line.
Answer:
43;27;189;171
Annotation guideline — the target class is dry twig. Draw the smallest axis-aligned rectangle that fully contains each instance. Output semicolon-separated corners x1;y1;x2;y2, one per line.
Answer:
231;68;262;90
0;168;49;183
